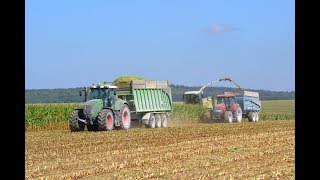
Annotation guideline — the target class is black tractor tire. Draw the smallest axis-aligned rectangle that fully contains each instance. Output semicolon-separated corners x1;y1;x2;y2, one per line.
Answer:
233;107;243;123
155;114;162;128
161;114;168;128
97;109;115;131
120;104;131;130
70;109;85;132
147;114;156;128
248;112;254;122
223;111;233;123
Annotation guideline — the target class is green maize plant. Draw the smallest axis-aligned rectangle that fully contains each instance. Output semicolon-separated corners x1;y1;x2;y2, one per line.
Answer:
25;100;295;131
259;112;295;120
25;103;82;130
170;104;207;122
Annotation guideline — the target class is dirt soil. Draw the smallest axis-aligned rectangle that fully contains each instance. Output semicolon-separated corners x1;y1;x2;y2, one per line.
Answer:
25;120;295;179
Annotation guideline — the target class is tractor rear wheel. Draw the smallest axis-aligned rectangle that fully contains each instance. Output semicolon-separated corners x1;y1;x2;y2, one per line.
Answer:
161;114;168;128
155;114;162;128
147;114;156;128
233;107;243;123
70;109;85;132
97;109;114;131
224;111;233;123
120;104;131;130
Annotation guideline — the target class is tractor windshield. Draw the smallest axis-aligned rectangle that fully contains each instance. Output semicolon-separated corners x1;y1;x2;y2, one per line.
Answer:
217;97;235;109
89;88;109;100
217;97;226;104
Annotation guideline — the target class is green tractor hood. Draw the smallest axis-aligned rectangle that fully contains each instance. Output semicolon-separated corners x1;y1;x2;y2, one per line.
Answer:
83;99;103;119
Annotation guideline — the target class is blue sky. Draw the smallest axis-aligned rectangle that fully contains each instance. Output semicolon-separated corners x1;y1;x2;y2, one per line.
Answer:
26;0;295;91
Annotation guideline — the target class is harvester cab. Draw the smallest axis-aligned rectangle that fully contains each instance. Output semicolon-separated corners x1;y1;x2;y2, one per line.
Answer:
183;91;202;104
182;91;214;109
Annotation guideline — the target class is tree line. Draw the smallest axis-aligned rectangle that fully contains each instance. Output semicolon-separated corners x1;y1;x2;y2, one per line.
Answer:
25;85;295;104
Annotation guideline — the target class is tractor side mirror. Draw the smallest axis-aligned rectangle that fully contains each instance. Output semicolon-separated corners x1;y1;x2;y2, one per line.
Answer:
79;91;82;96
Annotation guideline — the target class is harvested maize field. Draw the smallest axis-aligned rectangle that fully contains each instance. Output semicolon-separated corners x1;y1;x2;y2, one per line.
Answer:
25;120;294;179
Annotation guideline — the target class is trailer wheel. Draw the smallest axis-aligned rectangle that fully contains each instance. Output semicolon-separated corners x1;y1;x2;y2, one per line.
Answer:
224;111;233;123
252;112;258;122
97;109;114;131
161;114;168;128
248;112;254;122
70;109;85;132
147;114;156;128
233;107;243;123
155;114;162;128
255;112;259;122
120;104;131;130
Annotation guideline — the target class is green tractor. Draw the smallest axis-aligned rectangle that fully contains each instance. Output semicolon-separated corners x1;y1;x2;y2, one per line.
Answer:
70;83;131;132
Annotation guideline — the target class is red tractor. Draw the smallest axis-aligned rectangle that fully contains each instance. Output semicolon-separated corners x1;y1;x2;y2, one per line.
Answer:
212;92;243;123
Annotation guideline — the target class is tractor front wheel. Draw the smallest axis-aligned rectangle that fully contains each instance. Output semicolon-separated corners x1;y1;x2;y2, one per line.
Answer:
70;109;85;132
224;111;233;123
